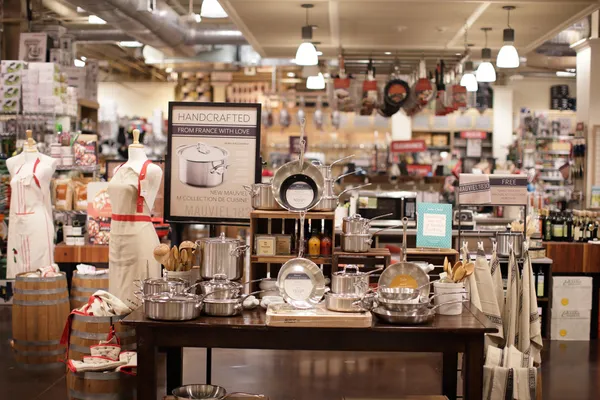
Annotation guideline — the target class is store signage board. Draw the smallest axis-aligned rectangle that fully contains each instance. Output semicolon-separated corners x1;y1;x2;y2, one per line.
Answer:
416;202;452;249
466;139;482;157
455;115;473;130
489;174;528;205
432;115;450;129
165;102;261;224
390;139;427;153
413;114;430;130
460;131;487;140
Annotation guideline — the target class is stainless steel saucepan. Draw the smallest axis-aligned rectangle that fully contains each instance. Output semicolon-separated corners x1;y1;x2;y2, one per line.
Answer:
342;213;393;235
341;224;402;253
244;182;283;210
314;183;371;211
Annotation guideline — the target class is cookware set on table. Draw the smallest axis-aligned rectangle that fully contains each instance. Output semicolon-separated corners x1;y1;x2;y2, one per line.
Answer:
138;121;467;330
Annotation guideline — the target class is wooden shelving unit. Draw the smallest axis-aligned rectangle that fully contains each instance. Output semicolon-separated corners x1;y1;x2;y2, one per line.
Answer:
248;210;335;291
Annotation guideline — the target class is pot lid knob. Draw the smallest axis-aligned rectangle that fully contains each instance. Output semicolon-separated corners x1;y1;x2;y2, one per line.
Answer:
196;142;210;154
211;273;228;282
219;232;226;241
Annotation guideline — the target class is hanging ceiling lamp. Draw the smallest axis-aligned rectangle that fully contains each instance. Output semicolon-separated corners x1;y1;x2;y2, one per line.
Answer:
295;4;318;66
459;25;477;92
201;0;228;19
497;6;520;68
460;61;478;92
476;27;496;82
306;72;325;90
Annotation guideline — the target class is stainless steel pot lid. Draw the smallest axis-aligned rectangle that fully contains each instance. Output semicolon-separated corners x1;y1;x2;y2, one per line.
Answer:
201;273;241;290
203;298;241;304
277;257;326;309
202;232;240;244
177;142;229;163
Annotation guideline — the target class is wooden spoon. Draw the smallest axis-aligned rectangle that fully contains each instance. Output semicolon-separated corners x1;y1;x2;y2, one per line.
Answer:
452;263;466;282
443;257;450;275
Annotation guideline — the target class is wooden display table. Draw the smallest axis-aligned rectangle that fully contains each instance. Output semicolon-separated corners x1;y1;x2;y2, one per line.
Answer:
332;247;392;272
124;303;496;400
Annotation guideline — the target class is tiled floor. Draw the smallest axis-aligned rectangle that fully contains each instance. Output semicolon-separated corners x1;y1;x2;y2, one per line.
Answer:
2;306;599;399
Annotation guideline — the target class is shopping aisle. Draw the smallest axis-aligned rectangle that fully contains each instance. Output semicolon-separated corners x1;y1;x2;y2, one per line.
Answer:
2;307;599;400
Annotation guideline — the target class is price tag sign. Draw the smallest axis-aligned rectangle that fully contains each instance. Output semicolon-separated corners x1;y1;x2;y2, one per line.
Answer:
416;203;452;249
489;174;528;205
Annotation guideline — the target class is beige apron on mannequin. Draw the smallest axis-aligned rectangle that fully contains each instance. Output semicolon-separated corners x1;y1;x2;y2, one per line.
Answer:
108;160;160;309
7;158;54;278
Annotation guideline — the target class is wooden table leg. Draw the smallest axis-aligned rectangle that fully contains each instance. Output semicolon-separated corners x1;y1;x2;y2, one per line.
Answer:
166;347;183;393
442;352;458;400
137;326;158;400
464;335;485;400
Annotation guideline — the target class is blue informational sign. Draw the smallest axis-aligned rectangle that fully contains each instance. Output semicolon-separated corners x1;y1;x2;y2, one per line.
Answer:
416;203;453;249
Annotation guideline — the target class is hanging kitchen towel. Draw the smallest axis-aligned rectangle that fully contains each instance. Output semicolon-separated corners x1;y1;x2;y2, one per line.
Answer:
462;242;481;310
486;346;504;367
484;365;536;400
474;242;504;349
459;173;492;205
489;366;512;400
490;241;505;316
503;247;521;348
518;247;543;366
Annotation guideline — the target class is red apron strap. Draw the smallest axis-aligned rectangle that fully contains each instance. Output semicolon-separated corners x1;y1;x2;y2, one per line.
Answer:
32;158;41;188
136;160;153;213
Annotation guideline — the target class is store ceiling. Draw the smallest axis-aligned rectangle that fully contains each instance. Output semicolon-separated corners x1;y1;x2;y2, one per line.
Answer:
220;0;598;62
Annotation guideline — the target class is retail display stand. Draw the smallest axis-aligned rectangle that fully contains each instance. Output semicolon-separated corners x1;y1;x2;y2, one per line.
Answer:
249;210;334;292
332;247;391;276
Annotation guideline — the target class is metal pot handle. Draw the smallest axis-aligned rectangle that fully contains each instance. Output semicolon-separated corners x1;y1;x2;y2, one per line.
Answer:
229;244;250;257
338;183;371;198
330;154;355;169
133;290;144;301
430;299;466;312
243;184;258;197
335;170;359;181
211;162;228;175
370;224;404;237
133;280;143;289
342;264;360;274
223;393;266;399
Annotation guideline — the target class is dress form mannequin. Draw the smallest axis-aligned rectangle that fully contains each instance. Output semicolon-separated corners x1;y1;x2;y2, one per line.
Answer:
6;130;56;278
108;129;163;308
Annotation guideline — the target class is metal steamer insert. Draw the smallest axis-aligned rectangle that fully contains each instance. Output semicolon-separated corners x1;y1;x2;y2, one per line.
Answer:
274;119;326;309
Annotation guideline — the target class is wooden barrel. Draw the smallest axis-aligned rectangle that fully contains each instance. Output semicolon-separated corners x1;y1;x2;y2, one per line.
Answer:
69;314;136;362
12;272;70;369
67;370;136;400
70;271;109;310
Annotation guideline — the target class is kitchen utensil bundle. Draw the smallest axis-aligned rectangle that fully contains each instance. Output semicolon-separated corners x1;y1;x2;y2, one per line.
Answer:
154;242;196;272
440;257;475;284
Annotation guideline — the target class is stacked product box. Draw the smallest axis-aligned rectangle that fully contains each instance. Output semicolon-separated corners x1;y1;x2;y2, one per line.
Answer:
64;60;98;102
551;276;593;340
0;61;26;113
24;63;67;114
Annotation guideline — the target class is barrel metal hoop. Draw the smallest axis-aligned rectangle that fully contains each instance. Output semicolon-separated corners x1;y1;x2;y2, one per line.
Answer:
14;348;66;356
72;286;108;293
72;314;125;324
13;298;69;306
14;287;67;295
16;273;66;282
71;329;135;340
16;362;64;370
13;339;61;346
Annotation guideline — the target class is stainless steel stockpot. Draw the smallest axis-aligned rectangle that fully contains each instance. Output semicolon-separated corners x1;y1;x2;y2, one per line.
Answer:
143;293;202;321
197;233;248;280
331;265;370;295
496;227;524;257
177;143;229;187
244;183;282;210
340;225;401;253
342;213;393;235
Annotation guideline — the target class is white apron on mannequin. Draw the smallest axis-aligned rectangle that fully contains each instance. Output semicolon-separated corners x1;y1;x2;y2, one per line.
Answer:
108;159;161;309
6;157;55;277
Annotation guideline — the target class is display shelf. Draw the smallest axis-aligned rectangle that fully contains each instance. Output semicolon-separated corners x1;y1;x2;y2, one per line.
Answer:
54;243;108;264
332;247;391;273
251;255;331;264
250;210;335;220
77;99;100;110
541;150;571;156
539;176;564;182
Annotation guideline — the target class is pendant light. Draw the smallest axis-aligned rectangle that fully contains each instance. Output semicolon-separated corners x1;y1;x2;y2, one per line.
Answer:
306;72;325;89
459;26;477;92
476;27;496;82
497;6;520;68
201;0;228;18
460;61;478;92
295;4;318;66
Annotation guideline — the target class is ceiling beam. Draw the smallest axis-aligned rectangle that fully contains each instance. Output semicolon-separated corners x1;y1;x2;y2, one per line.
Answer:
446;2;491;49
328;0;340;49
219;0;266;57
522;3;600;53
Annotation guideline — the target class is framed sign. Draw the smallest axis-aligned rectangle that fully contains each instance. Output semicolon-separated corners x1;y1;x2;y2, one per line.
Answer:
165;102;261;224
390;139;427;153
416;203;452;249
